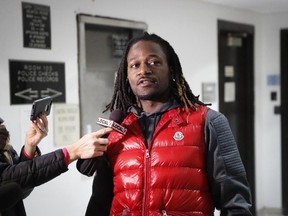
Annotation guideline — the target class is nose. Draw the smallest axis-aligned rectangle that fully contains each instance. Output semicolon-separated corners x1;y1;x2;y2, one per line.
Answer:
138;63;152;75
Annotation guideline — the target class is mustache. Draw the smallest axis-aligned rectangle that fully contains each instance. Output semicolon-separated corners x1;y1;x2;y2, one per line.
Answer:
137;76;157;85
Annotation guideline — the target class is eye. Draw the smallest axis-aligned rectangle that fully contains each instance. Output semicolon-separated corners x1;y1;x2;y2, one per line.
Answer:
148;60;160;66
129;63;139;69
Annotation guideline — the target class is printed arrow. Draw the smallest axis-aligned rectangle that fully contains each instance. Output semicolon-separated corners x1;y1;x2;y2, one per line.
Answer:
41;88;62;98
15;88;38;100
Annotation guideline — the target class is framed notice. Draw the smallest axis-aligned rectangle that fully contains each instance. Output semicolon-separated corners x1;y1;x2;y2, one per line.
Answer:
22;2;51;49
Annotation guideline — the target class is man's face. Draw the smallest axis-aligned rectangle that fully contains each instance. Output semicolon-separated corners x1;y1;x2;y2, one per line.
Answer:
127;41;171;102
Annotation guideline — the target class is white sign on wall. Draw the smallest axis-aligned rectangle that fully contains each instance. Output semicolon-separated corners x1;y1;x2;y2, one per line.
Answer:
224;82;236;102
54;104;80;147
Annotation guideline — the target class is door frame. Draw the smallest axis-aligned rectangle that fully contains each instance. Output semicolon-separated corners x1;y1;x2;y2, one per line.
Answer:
281;28;288;215
218;19;255;214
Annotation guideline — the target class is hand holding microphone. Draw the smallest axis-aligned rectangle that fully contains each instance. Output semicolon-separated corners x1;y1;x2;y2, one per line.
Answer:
66;127;113;163
76;110;126;176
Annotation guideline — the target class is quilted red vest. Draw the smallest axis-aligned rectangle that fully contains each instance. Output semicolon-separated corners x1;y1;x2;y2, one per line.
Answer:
107;106;214;216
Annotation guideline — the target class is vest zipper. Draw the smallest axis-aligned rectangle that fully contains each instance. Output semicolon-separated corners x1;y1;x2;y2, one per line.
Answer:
142;149;150;216
145;149;150;158
162;210;168;216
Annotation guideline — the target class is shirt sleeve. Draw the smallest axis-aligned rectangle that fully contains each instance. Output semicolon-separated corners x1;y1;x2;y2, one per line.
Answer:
20;146;42;161
61;147;70;167
204;108;253;215
0;149;68;188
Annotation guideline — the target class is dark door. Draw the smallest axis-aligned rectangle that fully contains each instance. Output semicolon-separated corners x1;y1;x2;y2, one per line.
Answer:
281;28;288;215
218;20;255;214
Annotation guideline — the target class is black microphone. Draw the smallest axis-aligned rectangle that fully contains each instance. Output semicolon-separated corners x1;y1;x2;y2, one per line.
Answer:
76;110;125;176
0;182;23;211
96;110;126;136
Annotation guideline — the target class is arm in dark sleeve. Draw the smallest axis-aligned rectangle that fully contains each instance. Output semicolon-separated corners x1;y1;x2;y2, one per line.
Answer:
205;109;252;215
0;149;68;189
76;152;113;215
19;146;42;161
85;154;113;216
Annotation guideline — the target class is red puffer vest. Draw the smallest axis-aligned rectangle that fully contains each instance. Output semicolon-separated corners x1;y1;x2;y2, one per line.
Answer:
107;106;214;216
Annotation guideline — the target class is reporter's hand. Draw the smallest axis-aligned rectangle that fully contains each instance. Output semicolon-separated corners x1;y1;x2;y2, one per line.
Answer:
24;114;48;156
66;127;113;164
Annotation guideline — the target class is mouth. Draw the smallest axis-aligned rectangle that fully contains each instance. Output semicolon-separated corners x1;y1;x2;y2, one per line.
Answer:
137;78;157;85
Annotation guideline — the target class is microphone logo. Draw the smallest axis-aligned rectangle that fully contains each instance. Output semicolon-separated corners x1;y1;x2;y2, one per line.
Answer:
97;117;127;135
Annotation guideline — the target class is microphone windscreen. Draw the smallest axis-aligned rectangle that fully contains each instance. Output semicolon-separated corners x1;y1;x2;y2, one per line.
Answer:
109;109;125;123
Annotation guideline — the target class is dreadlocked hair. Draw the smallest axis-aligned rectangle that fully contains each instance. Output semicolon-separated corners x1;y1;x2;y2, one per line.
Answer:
104;32;210;114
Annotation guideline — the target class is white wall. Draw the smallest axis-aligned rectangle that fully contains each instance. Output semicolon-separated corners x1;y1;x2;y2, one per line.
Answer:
254;11;288;209
0;0;287;215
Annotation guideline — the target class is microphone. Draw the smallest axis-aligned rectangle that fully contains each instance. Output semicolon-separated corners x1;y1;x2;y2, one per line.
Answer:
76;109;125;176
0;182;23;211
96;110;127;136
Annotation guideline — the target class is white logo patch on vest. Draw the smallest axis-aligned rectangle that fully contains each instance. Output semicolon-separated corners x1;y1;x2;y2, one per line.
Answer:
173;131;184;141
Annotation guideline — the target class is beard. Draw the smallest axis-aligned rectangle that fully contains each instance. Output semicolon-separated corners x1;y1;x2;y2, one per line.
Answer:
136;87;171;101
137;92;160;100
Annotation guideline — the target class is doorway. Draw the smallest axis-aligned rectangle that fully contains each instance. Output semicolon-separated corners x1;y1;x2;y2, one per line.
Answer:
281;28;288;215
218;20;255;214
77;15;147;136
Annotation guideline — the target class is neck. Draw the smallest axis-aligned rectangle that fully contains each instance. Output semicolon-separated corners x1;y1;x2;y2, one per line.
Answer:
137;90;172;114
138;96;173;114
139;100;167;114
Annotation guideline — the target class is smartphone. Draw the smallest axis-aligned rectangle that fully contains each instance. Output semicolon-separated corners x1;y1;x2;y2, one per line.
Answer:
30;97;53;121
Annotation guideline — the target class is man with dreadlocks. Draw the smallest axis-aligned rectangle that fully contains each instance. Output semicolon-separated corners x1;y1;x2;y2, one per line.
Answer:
81;32;252;216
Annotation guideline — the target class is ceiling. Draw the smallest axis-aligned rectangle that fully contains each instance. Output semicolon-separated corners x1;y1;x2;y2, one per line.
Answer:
198;0;288;14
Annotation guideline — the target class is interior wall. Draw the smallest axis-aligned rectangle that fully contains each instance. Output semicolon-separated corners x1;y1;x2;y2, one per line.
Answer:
0;0;287;215
255;11;288;208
